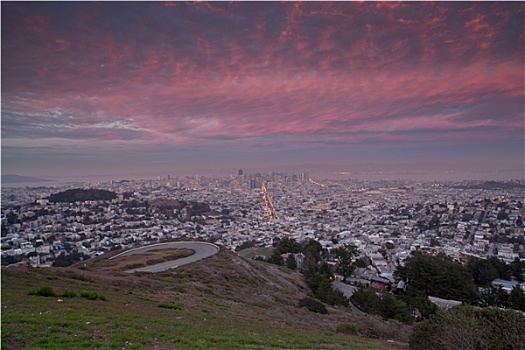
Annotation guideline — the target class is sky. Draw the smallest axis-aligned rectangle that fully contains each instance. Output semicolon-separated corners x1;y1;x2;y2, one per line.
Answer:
2;1;524;181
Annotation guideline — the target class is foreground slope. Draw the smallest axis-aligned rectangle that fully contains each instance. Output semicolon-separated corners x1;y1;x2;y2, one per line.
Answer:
2;247;409;349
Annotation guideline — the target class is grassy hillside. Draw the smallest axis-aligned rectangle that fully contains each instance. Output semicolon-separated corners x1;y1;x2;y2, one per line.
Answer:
2;247;410;349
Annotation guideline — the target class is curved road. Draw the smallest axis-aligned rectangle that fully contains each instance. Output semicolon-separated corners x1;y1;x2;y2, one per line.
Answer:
333;281;366;315
111;241;219;273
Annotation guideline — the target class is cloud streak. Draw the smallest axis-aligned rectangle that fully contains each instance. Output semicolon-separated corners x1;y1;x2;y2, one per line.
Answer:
1;1;523;176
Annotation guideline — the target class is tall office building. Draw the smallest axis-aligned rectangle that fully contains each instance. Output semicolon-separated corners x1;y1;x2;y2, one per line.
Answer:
238;169;243;176
303;171;310;181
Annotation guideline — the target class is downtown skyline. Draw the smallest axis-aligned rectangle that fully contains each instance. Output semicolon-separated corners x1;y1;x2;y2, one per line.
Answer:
2;1;524;181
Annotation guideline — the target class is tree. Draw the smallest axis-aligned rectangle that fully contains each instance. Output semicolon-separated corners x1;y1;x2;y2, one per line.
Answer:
479;285;510;308
332;244;359;281
497;209;508;220
485;256;511;280
395;252;476;302
510;285;525;312
428;216;440;229
351;287;411;324
351;286;381;314
302;239;323;262
380;293;412;324
277;237;301;254
267;249;284;266
301;250;318;275
286;254;297;270
6;212;18;225
319;261;333;277
409;295;437;319
355;256;371;268
300;252;348;307
305;270;347;307
467;257;499;286
510;257;525;282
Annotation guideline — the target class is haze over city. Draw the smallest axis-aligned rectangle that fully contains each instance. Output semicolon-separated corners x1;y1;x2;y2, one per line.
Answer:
2;1;524;182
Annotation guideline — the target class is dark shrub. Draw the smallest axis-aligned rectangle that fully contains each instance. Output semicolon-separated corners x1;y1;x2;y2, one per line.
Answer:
410;305;525;350
124;263;146;270
80;291;107;301
158;301;183;310
336;316;411;342
60;290;77;298
146;258;164;266
28;286;57;297
299;297;328;314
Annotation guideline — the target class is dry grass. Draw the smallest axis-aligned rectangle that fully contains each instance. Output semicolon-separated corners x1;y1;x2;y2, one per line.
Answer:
81;248;195;272
336;316;412;343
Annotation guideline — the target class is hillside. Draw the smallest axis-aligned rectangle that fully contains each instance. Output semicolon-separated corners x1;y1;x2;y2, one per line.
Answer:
1;174;52;183
47;188;117;203
1;246;410;350
451;180;524;190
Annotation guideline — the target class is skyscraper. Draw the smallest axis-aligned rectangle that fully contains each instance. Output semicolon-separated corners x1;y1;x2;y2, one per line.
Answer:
303;170;310;181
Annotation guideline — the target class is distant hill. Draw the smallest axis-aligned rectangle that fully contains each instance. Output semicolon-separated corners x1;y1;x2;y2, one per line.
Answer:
1;174;52;183
452;181;524;190
48;188;117;203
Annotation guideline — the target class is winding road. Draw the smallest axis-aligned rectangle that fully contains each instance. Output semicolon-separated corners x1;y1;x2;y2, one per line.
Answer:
111;241;219;273
333;281;366;315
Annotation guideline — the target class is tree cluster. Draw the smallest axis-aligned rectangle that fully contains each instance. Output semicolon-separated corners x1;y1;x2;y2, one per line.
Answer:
395;252;525;313
303;260;348;307
264;237;350;308
331;244;359;280
478;284;525;311
350;286;412;324
395;252;477;303
466;256;525;311
468;256;525;285
52;251;89;267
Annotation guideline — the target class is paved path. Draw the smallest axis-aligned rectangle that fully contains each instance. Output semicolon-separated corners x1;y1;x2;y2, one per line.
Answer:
111;241;219;273
333;281;367;315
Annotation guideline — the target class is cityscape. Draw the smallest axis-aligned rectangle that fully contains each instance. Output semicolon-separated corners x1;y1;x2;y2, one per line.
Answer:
1;1;524;349
2;172;523;273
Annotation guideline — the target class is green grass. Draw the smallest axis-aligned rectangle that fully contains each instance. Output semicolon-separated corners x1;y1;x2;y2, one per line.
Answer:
157;301;183;310
28;286;57;297
79;291;107;301
2;255;406;350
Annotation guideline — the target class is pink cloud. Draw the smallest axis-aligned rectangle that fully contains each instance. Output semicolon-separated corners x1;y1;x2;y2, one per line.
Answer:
2;2;523;151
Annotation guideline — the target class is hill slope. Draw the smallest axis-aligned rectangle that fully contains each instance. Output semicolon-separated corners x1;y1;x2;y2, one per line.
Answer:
1;247;410;349
47;188;117;202
1;174;52;183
